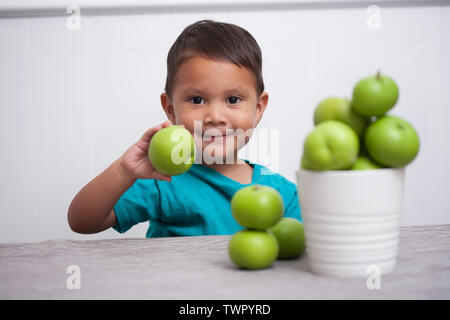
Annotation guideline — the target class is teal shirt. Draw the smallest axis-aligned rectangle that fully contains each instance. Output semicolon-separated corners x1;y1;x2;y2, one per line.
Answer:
113;158;301;237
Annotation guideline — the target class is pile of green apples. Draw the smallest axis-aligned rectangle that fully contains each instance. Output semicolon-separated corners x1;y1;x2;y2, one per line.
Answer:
228;185;306;270
301;71;420;171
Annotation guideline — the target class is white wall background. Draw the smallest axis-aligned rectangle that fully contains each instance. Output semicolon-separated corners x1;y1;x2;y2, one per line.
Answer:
1;1;449;243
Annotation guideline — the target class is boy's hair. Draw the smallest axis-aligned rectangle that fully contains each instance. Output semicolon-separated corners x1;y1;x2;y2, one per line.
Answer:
164;20;264;100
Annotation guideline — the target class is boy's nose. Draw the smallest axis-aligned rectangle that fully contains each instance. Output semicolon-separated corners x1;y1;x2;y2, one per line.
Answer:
204;103;227;126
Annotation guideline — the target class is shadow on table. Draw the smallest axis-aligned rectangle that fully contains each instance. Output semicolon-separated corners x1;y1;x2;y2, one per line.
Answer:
215;253;311;273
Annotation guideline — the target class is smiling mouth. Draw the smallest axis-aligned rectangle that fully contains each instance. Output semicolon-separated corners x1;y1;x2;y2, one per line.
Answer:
209;135;222;142
202;134;235;142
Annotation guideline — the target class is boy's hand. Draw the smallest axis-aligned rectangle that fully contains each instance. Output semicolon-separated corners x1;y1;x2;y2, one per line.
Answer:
119;120;179;182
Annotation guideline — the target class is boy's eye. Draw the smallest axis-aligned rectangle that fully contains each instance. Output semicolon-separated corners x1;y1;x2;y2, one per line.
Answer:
227;96;242;104
189;96;205;104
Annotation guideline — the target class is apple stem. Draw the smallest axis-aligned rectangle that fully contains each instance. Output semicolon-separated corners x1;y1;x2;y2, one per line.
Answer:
376;70;381;80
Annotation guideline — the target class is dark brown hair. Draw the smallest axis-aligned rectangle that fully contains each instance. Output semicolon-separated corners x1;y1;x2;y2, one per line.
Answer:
164;19;264;100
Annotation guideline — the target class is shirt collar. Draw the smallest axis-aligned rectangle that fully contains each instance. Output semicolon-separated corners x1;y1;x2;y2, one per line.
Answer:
189;158;260;186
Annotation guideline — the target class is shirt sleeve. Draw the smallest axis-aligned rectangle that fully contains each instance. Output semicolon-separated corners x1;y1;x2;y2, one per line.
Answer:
113;179;160;234
283;189;302;222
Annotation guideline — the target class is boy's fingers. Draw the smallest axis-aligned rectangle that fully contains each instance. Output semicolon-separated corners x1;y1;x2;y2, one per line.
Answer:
161;120;172;128
141;126;161;143
141;121;172;143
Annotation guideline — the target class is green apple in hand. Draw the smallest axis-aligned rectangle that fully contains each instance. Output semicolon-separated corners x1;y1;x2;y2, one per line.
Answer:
365;115;420;167
229;230;279;269
148;125;196;176
269;218;306;259
314;97;368;138
302;120;359;171
352;71;399;117
231;184;284;229
351;156;383;170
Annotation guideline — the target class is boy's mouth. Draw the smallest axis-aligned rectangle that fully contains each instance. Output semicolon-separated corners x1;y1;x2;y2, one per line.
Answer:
203;133;235;142
208;135;223;142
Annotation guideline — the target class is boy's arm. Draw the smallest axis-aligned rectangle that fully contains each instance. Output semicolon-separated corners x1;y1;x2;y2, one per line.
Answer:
67;121;174;234
67;159;135;234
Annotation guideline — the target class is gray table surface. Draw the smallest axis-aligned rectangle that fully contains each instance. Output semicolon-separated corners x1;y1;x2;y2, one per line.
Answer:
0;224;449;299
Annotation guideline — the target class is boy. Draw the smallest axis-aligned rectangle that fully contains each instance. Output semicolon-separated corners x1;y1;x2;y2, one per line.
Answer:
68;20;301;237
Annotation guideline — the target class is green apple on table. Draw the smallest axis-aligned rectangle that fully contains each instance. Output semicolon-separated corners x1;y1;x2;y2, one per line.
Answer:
148;125;196;176
352;71;399;117
365;115;420;167
269;218;306;259
231;184;284;229
228;230;279;269
228;184;285;270
314;97;368;138
302;120;359;170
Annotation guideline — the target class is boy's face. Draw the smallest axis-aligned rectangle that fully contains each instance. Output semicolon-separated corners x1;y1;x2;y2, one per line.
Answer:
161;56;268;164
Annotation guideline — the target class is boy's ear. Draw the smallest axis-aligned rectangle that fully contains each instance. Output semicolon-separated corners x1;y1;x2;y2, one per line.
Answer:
255;91;269;127
160;93;176;124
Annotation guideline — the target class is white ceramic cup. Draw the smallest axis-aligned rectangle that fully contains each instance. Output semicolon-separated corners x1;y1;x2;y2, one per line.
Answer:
296;168;405;278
